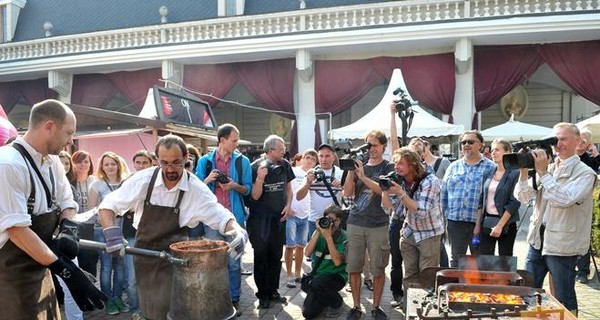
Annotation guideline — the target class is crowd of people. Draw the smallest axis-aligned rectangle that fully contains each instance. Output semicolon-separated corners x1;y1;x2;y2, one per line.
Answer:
0;98;596;320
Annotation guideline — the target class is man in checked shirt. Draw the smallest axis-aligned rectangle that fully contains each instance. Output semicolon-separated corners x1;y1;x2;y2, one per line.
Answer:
441;130;495;267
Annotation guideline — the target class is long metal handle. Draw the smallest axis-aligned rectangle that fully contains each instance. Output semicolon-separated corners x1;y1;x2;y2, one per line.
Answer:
78;239;187;266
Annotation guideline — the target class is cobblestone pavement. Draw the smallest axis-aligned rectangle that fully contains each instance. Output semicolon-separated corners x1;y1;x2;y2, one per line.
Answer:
83;207;599;319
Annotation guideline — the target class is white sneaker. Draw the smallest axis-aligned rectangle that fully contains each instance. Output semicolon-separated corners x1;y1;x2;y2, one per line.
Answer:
286;277;297;288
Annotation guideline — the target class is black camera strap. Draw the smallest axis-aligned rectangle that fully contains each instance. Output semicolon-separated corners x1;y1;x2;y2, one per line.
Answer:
315;166;340;207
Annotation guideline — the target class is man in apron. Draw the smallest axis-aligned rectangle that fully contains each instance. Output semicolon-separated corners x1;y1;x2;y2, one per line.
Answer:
98;134;248;320
0;99;107;319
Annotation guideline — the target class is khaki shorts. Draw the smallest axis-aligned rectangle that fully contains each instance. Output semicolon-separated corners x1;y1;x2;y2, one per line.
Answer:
346;224;390;276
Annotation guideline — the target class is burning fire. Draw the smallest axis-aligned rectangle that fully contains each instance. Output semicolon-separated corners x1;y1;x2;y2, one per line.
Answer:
448;291;524;305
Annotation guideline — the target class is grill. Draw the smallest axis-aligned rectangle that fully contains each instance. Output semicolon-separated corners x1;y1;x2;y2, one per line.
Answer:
404;255;576;320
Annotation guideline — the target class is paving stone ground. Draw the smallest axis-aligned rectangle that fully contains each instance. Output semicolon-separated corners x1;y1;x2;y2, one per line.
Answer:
82;206;600;319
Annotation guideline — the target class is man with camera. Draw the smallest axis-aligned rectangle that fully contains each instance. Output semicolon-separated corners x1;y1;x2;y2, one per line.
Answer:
196;123;253;315
381;147;445;308
441;130;496;267
302;204;348;319
247;134;295;309
296;143;344;240
342;130;395;320
514;123;596;315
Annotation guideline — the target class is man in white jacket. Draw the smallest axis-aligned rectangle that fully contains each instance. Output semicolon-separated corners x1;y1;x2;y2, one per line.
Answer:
514;122;596;316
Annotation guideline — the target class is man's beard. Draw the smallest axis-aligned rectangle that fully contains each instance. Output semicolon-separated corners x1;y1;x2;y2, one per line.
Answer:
165;171;180;182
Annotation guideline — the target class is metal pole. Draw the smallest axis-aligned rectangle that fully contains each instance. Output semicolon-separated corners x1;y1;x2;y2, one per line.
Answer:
78;239;187;266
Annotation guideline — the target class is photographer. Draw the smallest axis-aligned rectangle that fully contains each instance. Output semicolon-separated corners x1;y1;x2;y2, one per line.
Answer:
247;134;295;309
381;147;444;306
514;123;596;315
296;143;343;240
302;205;348;319
196;123;253;315
342;130;394;320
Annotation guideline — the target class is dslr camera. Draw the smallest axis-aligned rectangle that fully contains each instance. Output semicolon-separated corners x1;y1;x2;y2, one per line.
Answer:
260;159;284;176
214;170;230;184
333;139;371;171
313;168;326;182
378;171;404;191
502;136;558;170
318;215;333;229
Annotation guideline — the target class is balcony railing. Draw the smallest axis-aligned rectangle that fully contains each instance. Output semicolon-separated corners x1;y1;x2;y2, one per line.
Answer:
1;0;598;62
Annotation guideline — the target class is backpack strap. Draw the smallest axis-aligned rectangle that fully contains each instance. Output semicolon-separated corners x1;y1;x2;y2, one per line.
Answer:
433;157;442;174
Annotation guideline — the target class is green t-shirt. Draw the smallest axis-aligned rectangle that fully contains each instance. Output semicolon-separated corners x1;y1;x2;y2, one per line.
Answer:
312;230;348;283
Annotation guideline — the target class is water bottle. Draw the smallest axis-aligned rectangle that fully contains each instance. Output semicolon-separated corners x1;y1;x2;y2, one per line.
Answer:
471;235;480;248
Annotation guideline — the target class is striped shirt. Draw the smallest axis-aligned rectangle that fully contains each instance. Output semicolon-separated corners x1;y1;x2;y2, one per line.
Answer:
441;155;496;222
388;173;445;243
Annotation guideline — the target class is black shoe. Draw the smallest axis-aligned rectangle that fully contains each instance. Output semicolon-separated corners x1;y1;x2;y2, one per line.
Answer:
269;293;287;304
232;301;242;317
371;306;388;320
577;274;589;284
258;298;271;309
363;279;374;291
241;268;253;276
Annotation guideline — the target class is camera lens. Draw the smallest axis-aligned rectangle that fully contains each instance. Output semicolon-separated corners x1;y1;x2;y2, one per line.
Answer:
378;178;391;191
318;217;332;229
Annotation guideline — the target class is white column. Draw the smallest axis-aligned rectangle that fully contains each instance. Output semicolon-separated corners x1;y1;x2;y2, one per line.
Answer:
162;60;184;89
294;49;316;151
48;70;73;103
453;37;475;130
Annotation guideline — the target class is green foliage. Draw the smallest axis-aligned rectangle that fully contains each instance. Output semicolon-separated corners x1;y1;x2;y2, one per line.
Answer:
592;188;600;255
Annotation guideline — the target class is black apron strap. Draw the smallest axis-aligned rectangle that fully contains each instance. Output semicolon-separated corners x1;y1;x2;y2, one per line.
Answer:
12;143;56;209
145;168;161;205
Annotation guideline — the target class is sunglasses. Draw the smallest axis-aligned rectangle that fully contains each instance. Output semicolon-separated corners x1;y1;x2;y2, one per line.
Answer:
460;140;480;146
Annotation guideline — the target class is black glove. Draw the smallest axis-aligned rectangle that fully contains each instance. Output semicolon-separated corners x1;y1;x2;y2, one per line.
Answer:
48;256;108;311
55;219;80;260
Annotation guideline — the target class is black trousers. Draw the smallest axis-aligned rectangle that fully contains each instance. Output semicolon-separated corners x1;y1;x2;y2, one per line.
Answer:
247;215;285;300
389;219;404;297
479;222;518;256
302;273;346;319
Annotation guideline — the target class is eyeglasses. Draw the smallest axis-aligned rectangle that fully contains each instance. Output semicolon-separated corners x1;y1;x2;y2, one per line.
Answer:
159;161;185;169
460;140;480;146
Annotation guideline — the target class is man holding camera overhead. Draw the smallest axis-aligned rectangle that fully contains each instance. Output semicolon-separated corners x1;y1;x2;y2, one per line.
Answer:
246;134;295;309
342;130;395;320
514;122;596;315
196;123;253;316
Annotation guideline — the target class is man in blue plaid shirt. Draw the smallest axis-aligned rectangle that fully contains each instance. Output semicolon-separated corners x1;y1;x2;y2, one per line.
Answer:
441;130;495;267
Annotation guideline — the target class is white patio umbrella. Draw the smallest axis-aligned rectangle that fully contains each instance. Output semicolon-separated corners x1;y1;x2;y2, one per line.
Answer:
480;114;552;142
576;113;600;143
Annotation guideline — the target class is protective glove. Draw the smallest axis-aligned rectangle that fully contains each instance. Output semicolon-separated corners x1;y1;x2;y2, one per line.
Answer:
54;219;80;260
103;226;126;256
48;256;108;311
225;225;248;260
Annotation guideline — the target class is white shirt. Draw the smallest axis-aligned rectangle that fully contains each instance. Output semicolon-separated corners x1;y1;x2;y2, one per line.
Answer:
308;166;343;222
0;136;77;248
98;167;235;234
291;166;310;219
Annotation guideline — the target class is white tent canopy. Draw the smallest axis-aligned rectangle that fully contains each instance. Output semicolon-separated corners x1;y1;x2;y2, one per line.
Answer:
480;114;553;142
576;114;600;143
329;69;463;140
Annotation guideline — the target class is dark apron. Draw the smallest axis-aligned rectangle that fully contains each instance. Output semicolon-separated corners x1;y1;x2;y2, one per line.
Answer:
134;168;188;320
0;210;61;320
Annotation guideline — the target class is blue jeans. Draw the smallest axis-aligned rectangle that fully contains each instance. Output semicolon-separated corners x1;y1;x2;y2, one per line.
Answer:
203;226;242;302
94;227;125;300
124;236;139;311
285;215;308;247
526;245;578;311
307;220;316;242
